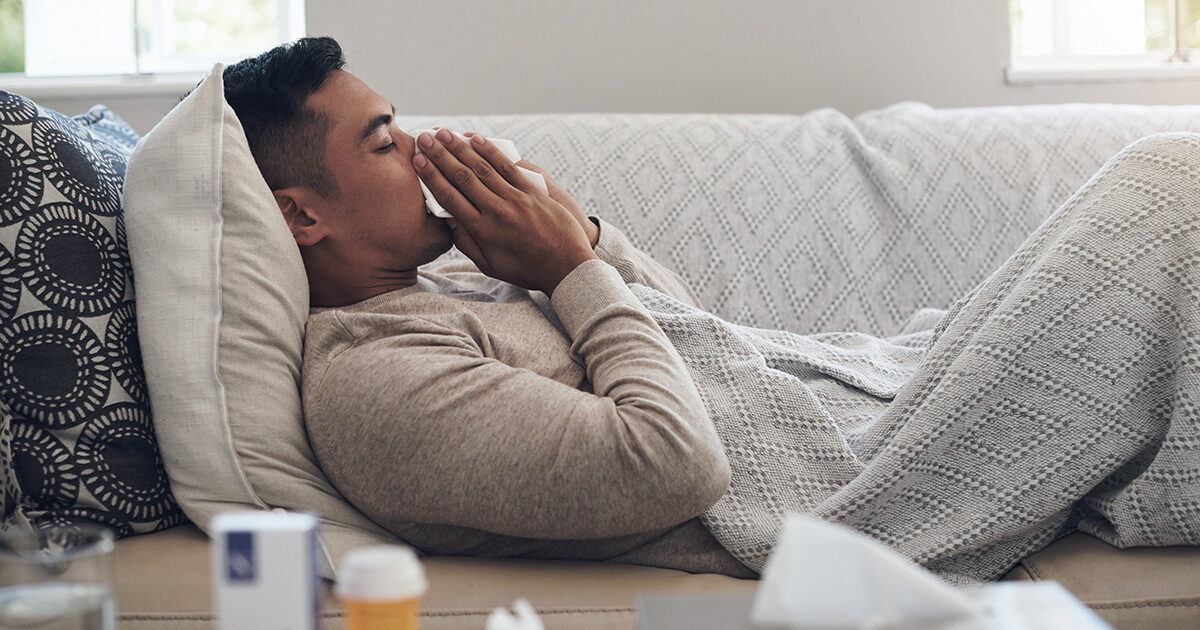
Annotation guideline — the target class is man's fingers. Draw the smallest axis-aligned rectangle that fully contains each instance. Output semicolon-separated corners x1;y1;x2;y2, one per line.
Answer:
467;135;537;194
417;130;506;210
413;141;481;222
448;131;525;198
435;130;522;200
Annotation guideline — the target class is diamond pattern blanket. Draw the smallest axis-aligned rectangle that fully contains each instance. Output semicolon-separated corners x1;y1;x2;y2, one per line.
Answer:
629;133;1200;583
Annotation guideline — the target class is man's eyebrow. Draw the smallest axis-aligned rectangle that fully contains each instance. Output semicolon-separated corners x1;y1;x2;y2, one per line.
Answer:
358;104;397;142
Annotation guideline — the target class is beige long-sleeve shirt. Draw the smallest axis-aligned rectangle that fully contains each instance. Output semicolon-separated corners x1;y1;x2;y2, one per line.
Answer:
303;219;757;578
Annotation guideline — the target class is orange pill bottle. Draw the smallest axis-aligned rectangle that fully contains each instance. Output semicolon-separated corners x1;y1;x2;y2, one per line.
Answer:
336;546;427;630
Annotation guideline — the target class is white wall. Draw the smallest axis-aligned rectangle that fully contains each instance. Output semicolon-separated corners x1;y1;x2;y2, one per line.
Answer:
33;0;1200;134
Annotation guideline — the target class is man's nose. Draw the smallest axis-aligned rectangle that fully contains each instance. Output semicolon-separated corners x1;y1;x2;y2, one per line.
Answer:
399;131;417;156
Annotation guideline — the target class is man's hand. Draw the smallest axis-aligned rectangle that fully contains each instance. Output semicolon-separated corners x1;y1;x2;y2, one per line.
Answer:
461;131;600;248
515;158;600;248
413;129;598;296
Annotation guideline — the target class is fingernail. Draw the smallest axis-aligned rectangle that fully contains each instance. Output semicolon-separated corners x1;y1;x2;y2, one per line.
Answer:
413;154;428;168
418;132;433;149
435;128;452;142
471;134;485;146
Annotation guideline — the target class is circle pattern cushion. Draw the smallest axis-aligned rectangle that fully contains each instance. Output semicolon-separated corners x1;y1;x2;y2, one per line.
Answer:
0;91;184;538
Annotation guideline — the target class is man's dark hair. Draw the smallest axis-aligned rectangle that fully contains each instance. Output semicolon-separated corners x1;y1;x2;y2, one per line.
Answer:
223;36;345;197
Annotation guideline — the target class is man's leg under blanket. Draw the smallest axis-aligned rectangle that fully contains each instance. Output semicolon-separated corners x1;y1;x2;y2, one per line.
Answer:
813;133;1200;583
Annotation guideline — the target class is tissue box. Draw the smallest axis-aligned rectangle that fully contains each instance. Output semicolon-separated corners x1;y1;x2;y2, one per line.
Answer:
211;511;320;630
635;591;756;630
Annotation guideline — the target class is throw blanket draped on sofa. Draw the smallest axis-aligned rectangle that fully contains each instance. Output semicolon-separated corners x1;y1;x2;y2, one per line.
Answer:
633;133;1200;583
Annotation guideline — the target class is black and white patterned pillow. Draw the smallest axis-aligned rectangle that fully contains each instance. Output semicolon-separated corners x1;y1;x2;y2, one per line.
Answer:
0;91;184;537
0;397;30;536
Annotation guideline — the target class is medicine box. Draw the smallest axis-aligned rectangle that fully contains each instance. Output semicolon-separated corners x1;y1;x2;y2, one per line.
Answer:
211;510;320;630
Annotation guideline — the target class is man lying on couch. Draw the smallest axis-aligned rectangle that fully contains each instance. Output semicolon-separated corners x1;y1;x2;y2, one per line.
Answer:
222;36;1200;583
225;35;752;578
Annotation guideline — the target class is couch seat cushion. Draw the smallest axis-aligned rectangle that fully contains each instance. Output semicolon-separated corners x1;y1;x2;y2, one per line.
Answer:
116;525;1200;629
112;524;757;629
1002;532;1200;629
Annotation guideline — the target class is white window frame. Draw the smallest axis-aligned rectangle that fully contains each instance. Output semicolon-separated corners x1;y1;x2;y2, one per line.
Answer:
1007;0;1200;84
0;0;305;98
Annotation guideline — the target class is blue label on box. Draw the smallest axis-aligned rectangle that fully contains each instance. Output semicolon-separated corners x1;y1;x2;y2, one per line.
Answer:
226;531;255;583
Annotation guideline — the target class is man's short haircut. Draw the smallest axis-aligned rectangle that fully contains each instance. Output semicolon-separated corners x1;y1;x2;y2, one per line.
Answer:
223;36;345;198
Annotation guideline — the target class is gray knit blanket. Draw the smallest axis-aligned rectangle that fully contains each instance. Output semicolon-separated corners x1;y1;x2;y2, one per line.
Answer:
630;133;1200;584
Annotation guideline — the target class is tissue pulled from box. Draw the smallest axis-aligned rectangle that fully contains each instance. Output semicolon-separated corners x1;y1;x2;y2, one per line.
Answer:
749;514;1111;630
751;514;978;629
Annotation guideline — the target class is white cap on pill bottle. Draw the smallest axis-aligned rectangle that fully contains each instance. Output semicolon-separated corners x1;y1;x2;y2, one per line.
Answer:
336;545;428;601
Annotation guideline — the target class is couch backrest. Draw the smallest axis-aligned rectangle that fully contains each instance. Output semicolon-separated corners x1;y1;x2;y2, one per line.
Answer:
396;103;1200;336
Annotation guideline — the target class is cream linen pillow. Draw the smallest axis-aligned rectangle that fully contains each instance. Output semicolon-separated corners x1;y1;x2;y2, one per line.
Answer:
123;64;398;579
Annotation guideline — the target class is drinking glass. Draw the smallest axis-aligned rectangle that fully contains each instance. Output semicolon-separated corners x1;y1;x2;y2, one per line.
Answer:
0;524;116;630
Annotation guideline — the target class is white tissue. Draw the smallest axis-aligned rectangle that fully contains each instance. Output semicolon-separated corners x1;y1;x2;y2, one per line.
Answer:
752;514;977;629
485;598;544;630
412;129;549;218
749;514;1111;630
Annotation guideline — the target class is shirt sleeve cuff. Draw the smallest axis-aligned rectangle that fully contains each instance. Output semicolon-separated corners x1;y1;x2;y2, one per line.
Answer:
550;258;643;339
592;216;637;265
592;216;654;286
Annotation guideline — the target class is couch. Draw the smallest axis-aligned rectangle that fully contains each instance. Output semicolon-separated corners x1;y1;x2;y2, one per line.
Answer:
5;97;1200;629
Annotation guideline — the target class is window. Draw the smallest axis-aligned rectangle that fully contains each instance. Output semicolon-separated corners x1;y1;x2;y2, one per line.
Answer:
1008;0;1200;82
0;0;303;85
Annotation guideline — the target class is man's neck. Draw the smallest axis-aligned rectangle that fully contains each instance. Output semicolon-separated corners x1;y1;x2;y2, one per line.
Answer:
304;249;420;308
309;275;418;308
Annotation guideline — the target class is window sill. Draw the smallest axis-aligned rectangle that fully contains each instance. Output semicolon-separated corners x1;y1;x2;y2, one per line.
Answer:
1006;63;1200;85
0;73;205;99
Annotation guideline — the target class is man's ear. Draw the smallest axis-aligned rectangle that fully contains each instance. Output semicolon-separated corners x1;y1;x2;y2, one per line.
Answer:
274;188;329;247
